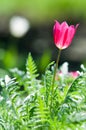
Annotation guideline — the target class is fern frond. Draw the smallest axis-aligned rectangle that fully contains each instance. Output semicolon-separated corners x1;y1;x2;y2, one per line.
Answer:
28;96;50;129
26;53;38;79
25;53;42;97
42;61;54;106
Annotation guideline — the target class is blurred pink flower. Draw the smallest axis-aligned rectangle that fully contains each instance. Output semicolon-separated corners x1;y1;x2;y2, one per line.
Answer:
69;71;79;78
55;71;79;80
53;21;79;49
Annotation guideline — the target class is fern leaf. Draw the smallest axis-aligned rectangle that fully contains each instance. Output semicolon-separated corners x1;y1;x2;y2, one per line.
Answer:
42;61;54;105
26;53;38;79
28;97;50;129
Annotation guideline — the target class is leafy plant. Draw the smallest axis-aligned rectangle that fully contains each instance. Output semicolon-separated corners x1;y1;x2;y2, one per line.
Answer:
0;54;86;130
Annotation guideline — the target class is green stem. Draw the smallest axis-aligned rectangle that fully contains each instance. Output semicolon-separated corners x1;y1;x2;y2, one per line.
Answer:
50;49;61;111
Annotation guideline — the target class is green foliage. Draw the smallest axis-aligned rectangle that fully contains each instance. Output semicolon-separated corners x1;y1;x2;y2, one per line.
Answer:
0;53;86;129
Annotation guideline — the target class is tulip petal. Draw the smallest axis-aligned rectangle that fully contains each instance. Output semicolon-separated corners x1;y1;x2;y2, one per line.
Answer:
65;26;75;47
53;21;60;44
60;21;68;30
62;28;68;48
75;24;79;30
58;22;68;49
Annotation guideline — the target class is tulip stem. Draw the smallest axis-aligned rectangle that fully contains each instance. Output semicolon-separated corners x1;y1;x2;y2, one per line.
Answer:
50;49;61;112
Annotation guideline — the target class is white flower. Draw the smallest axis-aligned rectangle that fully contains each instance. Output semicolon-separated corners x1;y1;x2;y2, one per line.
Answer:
60;62;69;75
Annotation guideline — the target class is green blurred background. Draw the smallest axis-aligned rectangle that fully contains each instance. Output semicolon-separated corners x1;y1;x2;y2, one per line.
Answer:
0;0;86;74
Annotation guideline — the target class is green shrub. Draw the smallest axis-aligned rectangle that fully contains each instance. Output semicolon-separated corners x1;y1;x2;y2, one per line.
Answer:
0;54;86;130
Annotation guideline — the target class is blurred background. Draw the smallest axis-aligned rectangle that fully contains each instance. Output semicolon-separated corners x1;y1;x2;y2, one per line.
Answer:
0;0;86;75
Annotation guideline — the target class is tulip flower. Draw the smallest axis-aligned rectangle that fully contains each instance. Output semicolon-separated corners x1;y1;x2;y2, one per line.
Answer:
53;21;79;50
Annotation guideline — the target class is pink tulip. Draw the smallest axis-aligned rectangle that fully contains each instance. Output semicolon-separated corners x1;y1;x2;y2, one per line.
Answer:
53;21;79;49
